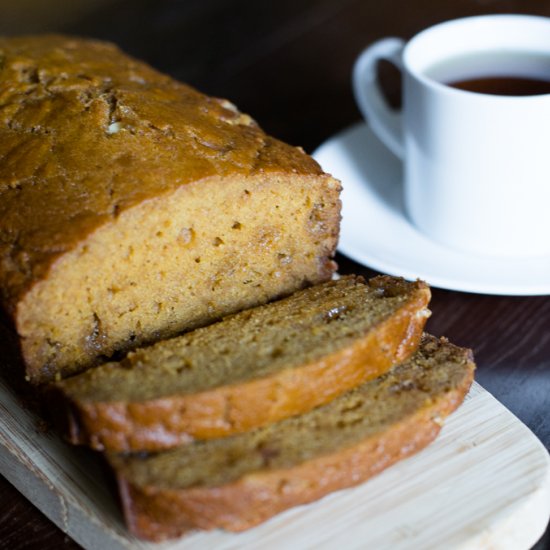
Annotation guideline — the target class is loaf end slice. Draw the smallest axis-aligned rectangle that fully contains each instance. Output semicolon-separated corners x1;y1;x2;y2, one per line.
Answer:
109;335;475;541
49;275;430;452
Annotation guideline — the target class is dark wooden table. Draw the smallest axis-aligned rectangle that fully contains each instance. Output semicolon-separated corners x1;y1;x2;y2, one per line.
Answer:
1;1;549;548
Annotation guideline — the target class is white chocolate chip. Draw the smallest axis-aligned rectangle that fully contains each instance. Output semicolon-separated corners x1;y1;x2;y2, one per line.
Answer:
107;122;122;134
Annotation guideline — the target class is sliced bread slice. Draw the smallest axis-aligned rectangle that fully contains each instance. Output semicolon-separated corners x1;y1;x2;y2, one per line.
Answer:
49;275;430;452
109;335;475;541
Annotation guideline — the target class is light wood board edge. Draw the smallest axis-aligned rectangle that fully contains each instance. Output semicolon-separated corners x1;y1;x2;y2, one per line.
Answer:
0;379;549;550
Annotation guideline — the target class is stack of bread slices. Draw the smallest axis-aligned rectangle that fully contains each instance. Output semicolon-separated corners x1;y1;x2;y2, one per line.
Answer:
48;275;474;541
0;35;474;542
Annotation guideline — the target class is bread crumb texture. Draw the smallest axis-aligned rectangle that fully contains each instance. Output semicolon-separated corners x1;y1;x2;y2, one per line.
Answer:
0;35;341;382
108;335;474;540
50;276;430;451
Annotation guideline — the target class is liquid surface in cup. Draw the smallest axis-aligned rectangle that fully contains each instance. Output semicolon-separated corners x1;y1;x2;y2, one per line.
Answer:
425;51;550;96
449;76;550;96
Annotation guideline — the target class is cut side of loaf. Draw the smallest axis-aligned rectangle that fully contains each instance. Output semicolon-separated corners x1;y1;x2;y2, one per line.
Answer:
49;275;431;452
0;35;341;384
109;335;475;542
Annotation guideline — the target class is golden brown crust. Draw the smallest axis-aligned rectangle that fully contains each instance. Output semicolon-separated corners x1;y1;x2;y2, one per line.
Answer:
49;278;430;452
115;360;474;542
0;35;324;311
0;35;340;383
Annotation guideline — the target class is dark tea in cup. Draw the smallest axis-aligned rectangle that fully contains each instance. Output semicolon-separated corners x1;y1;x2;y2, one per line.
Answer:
425;50;550;96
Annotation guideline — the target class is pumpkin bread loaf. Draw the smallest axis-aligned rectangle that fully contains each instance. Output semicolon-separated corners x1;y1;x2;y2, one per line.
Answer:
49;275;431;452
109;335;475;541
0;35;341;384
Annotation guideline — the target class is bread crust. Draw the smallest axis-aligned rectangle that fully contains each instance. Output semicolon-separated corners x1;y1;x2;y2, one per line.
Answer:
0;35;341;382
0;35;324;308
114;360;473;542
51;278;430;452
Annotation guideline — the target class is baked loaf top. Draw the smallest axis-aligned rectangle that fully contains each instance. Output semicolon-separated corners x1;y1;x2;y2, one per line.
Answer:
0;35;322;311
110;335;475;540
50;275;431;451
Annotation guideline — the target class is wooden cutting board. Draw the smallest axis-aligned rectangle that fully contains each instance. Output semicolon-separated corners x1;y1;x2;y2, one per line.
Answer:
0;378;548;550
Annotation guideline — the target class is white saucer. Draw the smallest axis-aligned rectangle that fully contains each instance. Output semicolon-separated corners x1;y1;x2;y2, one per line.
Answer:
313;122;550;295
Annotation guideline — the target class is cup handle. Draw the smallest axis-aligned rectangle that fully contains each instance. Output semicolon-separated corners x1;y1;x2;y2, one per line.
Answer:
353;38;405;159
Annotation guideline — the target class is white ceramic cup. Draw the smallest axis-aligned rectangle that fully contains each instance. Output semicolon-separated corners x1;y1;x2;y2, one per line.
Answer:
353;15;550;257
